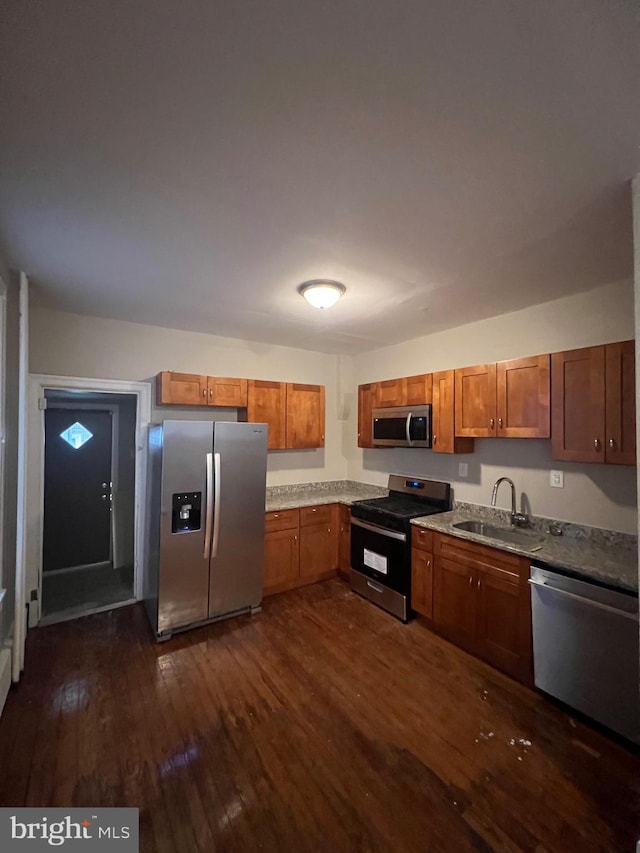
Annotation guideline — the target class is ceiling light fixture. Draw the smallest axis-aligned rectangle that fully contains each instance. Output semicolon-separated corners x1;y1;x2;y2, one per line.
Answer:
298;279;346;309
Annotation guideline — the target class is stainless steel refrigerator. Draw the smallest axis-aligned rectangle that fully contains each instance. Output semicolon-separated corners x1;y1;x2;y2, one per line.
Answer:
145;420;268;639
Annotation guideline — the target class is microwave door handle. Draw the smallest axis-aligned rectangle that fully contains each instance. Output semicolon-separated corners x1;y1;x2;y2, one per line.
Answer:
406;412;413;446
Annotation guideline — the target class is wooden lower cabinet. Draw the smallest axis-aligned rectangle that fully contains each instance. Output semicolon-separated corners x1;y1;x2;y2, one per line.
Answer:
338;505;351;578
263;505;339;596
411;527;434;619
430;533;532;684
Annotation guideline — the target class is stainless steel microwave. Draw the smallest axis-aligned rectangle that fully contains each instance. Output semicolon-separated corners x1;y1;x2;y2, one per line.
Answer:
372;405;432;448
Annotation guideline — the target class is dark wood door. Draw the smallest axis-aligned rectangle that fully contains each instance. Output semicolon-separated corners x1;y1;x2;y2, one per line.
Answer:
411;548;433;619
357;383;376;448
376;378;406;408
433;557;476;651
454;364;497;437
432;370;474;454
605;340;636;465
338;506;351;577
246;380;286;449
43;409;113;572
405;374;432;406
286;383;325;448
496;355;550;438
156;371;207;405
263;528;299;595
551;346;605;462
475;570;532;683
299;523;334;581
206;377;248;407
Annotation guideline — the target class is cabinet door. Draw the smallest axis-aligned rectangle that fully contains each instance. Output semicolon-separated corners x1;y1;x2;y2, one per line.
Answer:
376;378;407;408
496;355;550;438
207;377;248;407
263;528;299;596
551;347;605;462
433;557;476;651
454;364;497;437
411;548;433;619
338;505;351;577
286;383;325;449
405;374;433;406
299;523;335;581
357;383;376;448
605;341;636;465
156;372;208;406
432;370;474;454
475;571;532;683
246;380;286;449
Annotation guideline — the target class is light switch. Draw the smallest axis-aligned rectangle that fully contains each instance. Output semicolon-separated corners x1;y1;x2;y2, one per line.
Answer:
550;470;564;488
458;462;468;478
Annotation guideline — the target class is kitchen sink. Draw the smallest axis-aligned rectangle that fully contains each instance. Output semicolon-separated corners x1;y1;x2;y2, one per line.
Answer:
452;520;542;549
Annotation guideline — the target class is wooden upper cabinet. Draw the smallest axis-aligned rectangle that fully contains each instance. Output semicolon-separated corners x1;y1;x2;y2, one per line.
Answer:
432;370;474;454
285;383;325;449
206;377;248;407
405;373;433;406
357;383;377;448
605;341;636;465
455;356;550;439
376;378;407;408
156;372;208;405
552;341;636;465
455;364;497;437
496;355;550;438
246;380;287;450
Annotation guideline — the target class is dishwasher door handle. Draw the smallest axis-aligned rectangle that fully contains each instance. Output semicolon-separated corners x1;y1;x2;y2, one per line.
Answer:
528;578;638;621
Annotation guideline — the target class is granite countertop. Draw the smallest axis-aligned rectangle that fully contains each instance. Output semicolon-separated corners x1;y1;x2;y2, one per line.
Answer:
411;504;638;593
265;480;387;512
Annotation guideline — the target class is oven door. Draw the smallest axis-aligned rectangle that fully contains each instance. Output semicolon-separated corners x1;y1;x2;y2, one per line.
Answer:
350;516;410;595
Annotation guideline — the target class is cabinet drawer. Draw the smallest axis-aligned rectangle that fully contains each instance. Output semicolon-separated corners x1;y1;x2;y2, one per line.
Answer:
300;504;334;527
265;508;299;532
434;532;528;582
412;527;433;552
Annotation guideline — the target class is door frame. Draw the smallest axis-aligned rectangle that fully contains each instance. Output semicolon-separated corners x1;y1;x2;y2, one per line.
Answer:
26;374;151;627
44;401;119;570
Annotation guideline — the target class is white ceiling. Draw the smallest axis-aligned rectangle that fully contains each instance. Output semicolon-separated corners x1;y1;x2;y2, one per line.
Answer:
0;1;638;354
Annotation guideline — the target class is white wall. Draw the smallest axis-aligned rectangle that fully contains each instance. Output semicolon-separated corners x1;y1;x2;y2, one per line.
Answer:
29;306;349;486
349;279;637;533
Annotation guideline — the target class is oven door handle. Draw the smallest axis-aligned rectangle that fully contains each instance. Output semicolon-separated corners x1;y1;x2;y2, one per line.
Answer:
351;517;407;542
405;412;413;446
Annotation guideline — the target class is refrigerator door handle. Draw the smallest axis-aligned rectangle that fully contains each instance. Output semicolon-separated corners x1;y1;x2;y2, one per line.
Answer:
211;452;221;558
204;452;214;559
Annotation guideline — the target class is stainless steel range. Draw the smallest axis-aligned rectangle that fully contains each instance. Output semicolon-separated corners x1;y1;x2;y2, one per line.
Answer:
350;474;452;621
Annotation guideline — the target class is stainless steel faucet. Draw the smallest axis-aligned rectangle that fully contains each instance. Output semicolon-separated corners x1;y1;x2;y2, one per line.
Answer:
491;477;528;527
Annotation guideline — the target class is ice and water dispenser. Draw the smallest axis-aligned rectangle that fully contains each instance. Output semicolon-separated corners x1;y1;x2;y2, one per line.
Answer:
171;492;202;533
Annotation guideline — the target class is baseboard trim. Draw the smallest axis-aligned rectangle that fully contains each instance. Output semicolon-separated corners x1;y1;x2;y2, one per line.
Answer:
0;648;11;718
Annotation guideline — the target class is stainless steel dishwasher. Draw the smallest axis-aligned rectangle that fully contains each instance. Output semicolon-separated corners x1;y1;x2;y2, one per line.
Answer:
529;564;639;744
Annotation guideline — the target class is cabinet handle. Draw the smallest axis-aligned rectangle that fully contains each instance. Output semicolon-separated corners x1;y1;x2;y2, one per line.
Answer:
468;576;472;586
609;438;615;449
274;513;279;518
489;418;495;429
202;388;207;397
209;388;213;397
594;438;601;451
426;559;431;568
477;578;481;589
433;434;437;445
294;535;297;541
498;417;503;428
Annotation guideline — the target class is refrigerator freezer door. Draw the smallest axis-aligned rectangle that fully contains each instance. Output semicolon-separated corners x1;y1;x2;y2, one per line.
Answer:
209;422;268;618
157;420;213;634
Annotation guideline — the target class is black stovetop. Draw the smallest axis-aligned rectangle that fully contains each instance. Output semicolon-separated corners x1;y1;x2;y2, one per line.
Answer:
351;476;452;533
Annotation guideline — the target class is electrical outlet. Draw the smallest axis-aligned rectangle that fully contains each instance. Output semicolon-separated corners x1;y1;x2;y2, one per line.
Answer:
550;470;564;488
458;462;468;478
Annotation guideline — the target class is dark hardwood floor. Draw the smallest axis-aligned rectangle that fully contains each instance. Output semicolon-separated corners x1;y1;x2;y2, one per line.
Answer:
0;578;638;852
